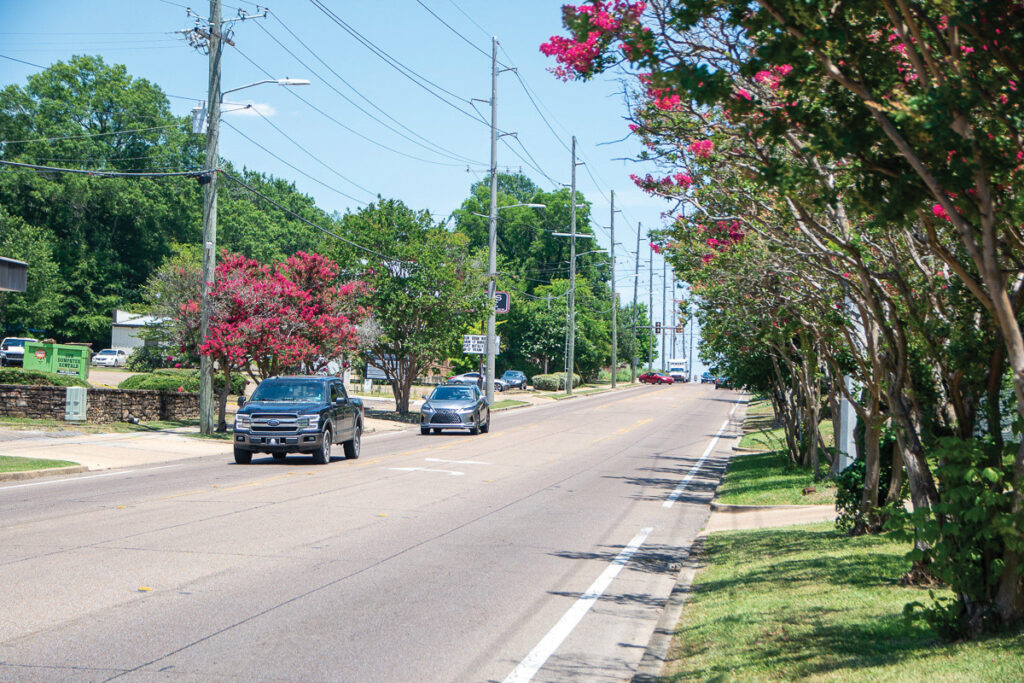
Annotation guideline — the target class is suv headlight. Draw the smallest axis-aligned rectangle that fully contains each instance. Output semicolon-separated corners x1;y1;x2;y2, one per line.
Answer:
234;415;251;429
299;415;319;430
457;406;475;414
421;403;434;413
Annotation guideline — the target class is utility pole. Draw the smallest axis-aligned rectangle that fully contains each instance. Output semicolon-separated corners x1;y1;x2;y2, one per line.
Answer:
630;222;641;383
566;135;578;395
609;190;617;389
199;0;223;435
689;308;695;381
647;237;654;372
661;259;667;371
671;278;677;368
485;36;499;406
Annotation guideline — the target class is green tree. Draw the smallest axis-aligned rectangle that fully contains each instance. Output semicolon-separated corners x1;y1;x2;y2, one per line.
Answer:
0;207;66;337
334;199;487;413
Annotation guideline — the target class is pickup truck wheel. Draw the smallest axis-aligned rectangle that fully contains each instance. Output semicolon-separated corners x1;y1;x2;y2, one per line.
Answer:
272;453;286;460
343;423;361;459
312;428;332;465
233;447;252;465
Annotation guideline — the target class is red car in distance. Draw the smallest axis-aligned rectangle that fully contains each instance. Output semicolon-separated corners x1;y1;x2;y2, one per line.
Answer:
639;372;674;385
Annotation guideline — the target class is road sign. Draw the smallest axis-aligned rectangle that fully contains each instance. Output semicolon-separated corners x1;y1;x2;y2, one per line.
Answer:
463;334;501;355
494;291;510;313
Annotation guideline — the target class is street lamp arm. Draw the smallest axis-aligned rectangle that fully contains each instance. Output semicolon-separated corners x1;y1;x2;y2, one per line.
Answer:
221;78;310;98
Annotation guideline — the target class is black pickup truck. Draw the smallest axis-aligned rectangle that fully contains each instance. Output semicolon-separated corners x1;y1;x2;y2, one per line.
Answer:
233;376;363;465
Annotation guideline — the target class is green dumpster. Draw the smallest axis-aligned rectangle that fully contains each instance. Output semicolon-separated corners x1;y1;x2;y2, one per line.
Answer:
23;342;90;380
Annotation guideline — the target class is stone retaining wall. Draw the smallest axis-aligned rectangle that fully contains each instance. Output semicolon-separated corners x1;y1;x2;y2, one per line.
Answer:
0;384;199;423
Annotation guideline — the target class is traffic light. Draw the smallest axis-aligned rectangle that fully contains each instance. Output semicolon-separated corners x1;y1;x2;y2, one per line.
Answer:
655;321;661;334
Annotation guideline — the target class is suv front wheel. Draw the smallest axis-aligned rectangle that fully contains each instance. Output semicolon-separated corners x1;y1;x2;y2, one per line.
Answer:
312;428;332;465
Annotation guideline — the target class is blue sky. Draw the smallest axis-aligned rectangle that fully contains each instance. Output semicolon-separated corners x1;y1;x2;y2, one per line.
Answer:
1;0;702;371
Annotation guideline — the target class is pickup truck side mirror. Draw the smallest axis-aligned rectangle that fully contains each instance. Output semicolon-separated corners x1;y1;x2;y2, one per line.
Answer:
236;396;246;408
335;396;347;405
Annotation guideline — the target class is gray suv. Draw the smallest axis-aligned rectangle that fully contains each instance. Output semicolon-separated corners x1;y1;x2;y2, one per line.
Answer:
233;376;363;465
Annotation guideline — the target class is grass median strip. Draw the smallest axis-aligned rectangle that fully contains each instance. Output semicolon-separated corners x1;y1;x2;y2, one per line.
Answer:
662;523;1023;682
716;450;836;506
0;455;79;473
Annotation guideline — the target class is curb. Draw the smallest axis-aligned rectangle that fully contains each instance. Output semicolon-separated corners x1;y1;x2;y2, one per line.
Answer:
0;464;89;482
710;501;833;512
732;446;770;454
633;537;706;682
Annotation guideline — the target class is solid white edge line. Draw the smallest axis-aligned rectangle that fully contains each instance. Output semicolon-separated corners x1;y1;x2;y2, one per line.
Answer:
0;469;137;490
663;417;731;509
503;526;653;683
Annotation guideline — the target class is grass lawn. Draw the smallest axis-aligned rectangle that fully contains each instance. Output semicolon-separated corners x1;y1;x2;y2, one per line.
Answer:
661;523;1024;682
0;455;79;473
491;399;529;410
0;416;134;434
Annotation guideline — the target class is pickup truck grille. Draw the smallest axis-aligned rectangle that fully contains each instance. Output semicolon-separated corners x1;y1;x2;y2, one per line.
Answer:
250;414;299;433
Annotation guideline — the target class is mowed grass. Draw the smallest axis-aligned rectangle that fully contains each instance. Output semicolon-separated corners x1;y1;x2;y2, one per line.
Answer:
661;523;1024;682
720;399;836;505
716;450;837;506
0;455;78;473
491;399;529;410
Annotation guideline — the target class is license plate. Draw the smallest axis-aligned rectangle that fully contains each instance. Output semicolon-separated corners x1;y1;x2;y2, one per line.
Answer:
269;438;278;445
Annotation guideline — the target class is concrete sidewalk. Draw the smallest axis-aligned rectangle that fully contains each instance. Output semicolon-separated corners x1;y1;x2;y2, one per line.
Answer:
702;503;837;533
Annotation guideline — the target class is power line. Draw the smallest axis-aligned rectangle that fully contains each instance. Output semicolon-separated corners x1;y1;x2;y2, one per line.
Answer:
445;0;492;40
230;44;470;167
308;0;488;126
0;122;187;145
221;118;369;205
0;54;45;69
0;159;207;178
246;105;377;198
257;16;482;166
413;0;498;64
221;170;409;263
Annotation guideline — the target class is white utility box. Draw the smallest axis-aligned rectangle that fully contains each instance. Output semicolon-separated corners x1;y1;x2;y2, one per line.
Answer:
65;386;87;422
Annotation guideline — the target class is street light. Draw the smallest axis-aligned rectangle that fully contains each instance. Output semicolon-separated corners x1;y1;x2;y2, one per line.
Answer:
198;72;309;434
475;202;546;406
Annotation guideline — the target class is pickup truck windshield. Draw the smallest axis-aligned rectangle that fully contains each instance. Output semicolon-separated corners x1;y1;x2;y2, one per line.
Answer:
250;381;325;403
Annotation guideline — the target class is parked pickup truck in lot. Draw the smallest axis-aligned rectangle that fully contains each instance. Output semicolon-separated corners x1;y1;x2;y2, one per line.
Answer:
233;376;363;465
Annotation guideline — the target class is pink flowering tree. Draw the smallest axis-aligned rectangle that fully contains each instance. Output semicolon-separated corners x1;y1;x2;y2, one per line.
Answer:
544;0;1024;632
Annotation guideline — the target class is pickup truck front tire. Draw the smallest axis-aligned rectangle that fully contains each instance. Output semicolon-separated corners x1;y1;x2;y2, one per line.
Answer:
234;447;252;464
312;428;332;465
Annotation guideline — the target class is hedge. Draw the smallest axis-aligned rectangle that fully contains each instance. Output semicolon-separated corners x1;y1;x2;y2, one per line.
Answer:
530;372;582;391
119;370;247;395
0;368;90;388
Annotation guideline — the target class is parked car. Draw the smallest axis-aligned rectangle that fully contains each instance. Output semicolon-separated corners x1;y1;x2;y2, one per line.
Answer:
233;376;363;465
700;371;716;384
501;369;528;389
0;337;36;366
639;372;674;385
447;371;508;392
91;348;129;367
715;376;732;390
420;383;490;435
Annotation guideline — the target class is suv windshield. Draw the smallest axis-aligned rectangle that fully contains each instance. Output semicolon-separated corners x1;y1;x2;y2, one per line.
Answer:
430;386;475;401
4;339;28;347
250;381;325;403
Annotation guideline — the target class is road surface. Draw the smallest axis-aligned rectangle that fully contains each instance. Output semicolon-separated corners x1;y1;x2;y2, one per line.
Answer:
0;383;742;682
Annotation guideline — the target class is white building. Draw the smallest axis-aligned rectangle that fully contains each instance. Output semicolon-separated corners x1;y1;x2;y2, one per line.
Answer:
111;310;162;350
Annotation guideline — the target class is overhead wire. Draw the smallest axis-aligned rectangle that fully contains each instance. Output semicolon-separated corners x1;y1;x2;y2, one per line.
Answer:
220;118;368;205
308;0;488;126
229;44;469;167
413;0;494;62
257;15;482;166
245;105;377;199
220;169;410;264
0;159;207;177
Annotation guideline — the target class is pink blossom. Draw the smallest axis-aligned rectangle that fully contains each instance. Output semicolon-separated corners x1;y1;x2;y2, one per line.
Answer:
688;139;714;158
932;204;950;221
734;88;752;101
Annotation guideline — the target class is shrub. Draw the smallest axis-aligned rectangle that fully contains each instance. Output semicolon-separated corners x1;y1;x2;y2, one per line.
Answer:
530;372;582;391
119;371;246;395
0;368;90;388
124;346;182;373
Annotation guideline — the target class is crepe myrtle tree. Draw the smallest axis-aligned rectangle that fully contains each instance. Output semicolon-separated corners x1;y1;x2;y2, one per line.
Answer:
171;251;368;430
541;0;1024;630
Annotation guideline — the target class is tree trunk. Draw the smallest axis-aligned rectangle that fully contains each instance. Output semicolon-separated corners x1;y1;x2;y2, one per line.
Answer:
216;365;231;432
885;433;905;507
857;417;882;534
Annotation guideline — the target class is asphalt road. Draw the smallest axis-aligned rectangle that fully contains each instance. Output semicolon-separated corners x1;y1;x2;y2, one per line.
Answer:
0;383;743;682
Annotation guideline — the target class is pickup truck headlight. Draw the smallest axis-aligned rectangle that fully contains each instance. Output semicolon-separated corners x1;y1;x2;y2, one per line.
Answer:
234;415;251;430
299;415;319;430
